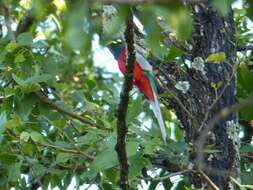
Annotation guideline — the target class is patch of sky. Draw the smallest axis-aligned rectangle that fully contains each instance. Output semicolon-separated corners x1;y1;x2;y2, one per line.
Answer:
92;34;119;73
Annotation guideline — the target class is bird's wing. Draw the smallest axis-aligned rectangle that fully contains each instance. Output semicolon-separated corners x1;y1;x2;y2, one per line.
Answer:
136;52;153;72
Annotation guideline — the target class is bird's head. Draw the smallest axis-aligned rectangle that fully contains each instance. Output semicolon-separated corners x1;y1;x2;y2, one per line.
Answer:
108;40;125;60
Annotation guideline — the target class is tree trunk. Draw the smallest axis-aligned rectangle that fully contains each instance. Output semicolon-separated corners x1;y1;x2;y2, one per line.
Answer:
157;1;240;189
192;3;239;190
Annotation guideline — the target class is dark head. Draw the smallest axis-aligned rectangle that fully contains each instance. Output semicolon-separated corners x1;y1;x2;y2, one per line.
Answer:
108;40;125;60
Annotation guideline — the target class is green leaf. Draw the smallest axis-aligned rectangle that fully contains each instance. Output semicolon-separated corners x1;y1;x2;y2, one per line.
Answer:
129;154;148;179
174;180;189;190
126;141;139;157
240;105;253;121
71;90;85;104
169;8;193;40
41;56;59;78
56;152;72;163
90;137;118;175
174;125;183;141
148;181;159;190
162;180;173;189
140;6;165;58
206;52;226;64
0;153;18;164
217;81;223;89
240;145;253;153
0;112;7;135
203;149;221;153
6;115;22;129
23;143;34;155
127;96;142;122
166;141;186;154
20;131;30;142
4;86;15;97
26;74;51;84
32;160;47;176
17;32;33;46
54;140;72;149
104;168;117;183
167;46;182;60
238;67;253;93
22;83;41;93
8;163;21;182
12;74;25;86
86;79;96;90
212;0;230;16
102;183;114;190
246;1;253;21
77;133;101;145
90;148;118;173
30;131;44;142
5;42;18;52
63;2;91;51
14;53;26;63
16;94;36;120
242;171;253;185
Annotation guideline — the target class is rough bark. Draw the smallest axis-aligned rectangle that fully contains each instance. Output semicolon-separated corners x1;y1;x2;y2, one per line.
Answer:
153;1;240;189
191;3;239;190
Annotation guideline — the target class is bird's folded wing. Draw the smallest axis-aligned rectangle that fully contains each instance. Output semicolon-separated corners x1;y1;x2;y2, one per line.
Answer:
136;53;153;72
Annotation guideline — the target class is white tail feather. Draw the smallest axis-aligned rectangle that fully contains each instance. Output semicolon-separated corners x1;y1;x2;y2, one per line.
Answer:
150;95;167;143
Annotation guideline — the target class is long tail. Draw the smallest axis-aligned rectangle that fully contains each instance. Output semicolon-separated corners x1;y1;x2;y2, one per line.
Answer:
150;94;167;144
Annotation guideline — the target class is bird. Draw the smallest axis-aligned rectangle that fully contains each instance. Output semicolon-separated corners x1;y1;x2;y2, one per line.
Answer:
108;41;167;143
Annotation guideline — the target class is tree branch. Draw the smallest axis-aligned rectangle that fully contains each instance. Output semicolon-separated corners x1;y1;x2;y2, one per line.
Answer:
115;9;135;190
35;91;103;129
35;142;95;159
198;169;221;190
143;170;193;181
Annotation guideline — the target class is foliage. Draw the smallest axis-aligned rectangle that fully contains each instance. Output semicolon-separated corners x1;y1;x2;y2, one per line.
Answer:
0;0;252;190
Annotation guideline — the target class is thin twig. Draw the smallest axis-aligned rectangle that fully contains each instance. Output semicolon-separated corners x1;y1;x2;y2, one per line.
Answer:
143;170;193;181
41;114;94;159
35;91;103;129
198;169;221;190
115;9;135;190
35;142;95;160
11;139;95;160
